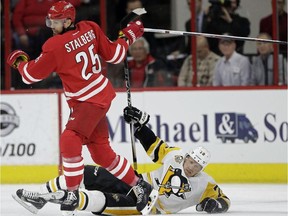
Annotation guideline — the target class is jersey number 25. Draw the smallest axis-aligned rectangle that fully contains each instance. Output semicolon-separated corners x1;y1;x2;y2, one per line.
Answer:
76;44;101;80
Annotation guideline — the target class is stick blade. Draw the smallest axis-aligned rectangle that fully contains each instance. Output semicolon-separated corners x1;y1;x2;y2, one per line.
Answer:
120;8;147;28
132;8;147;16
140;189;159;215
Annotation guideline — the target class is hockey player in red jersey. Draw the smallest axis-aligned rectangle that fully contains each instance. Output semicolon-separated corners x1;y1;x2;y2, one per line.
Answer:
7;1;157;215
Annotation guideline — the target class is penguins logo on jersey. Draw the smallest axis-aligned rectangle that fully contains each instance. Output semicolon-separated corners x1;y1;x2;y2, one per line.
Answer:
155;165;191;199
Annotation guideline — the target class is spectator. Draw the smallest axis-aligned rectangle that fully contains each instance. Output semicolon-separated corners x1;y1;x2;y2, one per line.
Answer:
251;33;287;86
127;37;164;87
108;37;165;88
259;0;287;57
213;34;251;86
204;0;250;55
178;36;220;87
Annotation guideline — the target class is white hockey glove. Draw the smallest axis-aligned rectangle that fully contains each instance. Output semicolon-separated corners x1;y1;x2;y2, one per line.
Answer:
196;198;221;213
123;106;150;127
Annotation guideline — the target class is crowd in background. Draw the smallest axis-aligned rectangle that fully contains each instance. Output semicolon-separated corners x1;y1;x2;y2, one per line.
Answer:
1;0;287;90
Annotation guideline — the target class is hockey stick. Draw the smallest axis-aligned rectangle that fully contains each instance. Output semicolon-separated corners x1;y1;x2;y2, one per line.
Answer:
144;28;288;45
120;8;147;170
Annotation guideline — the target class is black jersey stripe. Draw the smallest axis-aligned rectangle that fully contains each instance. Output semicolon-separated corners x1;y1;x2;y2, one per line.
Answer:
152;140;164;162
56;177;61;190
46;182;52;193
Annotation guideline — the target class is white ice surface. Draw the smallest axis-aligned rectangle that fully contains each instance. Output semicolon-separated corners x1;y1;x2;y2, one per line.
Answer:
1;184;287;216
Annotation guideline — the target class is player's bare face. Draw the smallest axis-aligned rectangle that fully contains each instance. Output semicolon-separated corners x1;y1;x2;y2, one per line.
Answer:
183;156;202;177
51;19;65;35
46;19;66;35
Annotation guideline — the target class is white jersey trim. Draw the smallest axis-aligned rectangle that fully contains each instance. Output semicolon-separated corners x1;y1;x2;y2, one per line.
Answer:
106;44;125;64
114;46;126;64
65;75;105;97
77;78;108;101
22;63;42;84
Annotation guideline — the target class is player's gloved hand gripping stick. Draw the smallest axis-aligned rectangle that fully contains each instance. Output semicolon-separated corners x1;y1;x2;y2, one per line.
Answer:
123;106;150;128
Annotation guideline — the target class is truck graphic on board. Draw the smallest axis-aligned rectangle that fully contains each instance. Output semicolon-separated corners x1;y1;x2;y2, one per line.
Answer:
215;113;258;143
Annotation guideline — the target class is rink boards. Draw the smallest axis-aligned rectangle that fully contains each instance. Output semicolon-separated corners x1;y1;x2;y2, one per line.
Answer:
1;89;287;183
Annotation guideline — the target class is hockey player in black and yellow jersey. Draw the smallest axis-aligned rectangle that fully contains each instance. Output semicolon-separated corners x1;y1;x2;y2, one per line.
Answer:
13;106;230;215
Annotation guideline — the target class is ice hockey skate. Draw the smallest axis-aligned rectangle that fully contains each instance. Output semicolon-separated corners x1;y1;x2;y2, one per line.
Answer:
133;178;158;215
12;189;47;214
12;189;66;214
60;190;79;216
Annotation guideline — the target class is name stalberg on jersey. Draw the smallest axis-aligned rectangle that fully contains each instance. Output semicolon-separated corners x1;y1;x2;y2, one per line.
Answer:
65;30;96;53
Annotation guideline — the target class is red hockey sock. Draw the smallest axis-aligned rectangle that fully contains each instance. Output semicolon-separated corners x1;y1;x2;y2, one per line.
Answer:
106;155;139;186
60;130;84;190
62;156;84;190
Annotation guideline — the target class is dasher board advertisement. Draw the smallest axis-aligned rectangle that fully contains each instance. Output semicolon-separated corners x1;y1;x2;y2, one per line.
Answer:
73;89;287;165
1;94;59;165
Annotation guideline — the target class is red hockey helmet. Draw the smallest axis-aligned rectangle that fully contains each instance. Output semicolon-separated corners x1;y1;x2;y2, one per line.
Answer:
47;1;76;22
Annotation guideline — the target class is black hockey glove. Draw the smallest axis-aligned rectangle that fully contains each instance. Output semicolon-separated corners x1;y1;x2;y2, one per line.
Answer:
123;106;150;127
196;198;221;213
